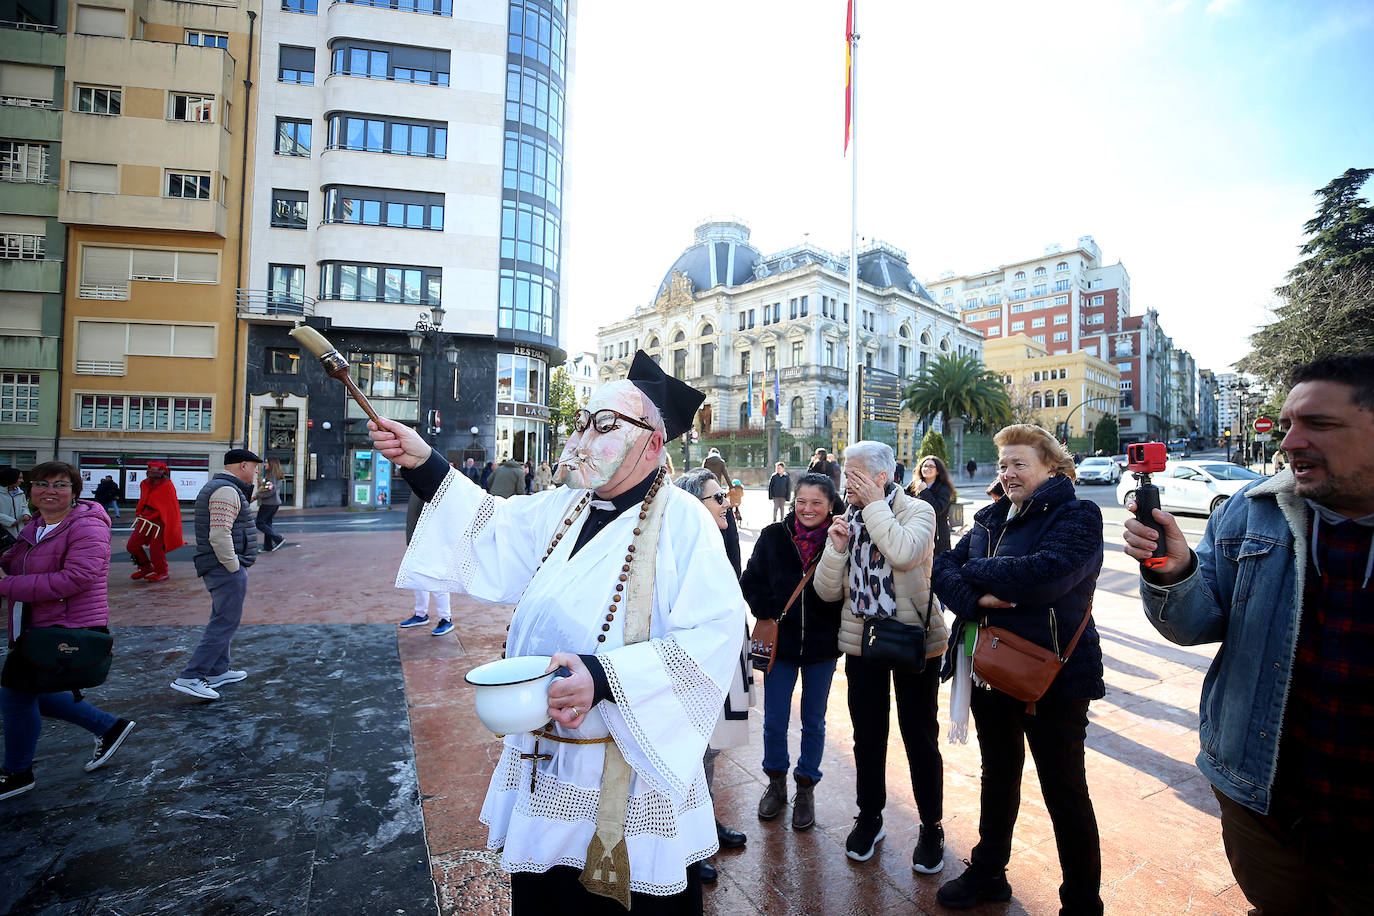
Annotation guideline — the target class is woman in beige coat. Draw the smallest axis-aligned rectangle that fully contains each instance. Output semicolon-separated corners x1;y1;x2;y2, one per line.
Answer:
815;440;949;874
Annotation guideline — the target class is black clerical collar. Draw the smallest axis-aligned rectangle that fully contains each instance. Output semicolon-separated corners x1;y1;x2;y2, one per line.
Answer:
593;467;659;514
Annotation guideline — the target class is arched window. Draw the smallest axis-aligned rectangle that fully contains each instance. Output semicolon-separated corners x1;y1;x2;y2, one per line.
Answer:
898;324;910;338
1055;261;1068;271
672;329;685;343
940;337;950;351
646;335;659;350
1032;392;1043;408
823;395;833;427
739;401;750;428
1014;270;1026;280
1044;390;1056;407
700;323;713;336
1034;266;1047;276
790;396;804;428
1058;389;1069;407
920;331;931;345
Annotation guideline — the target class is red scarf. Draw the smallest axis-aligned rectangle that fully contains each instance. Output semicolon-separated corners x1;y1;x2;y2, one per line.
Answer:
792;515;829;568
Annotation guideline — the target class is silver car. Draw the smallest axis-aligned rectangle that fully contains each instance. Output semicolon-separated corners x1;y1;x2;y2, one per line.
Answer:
1117;460;1263;517
1076;456;1121;485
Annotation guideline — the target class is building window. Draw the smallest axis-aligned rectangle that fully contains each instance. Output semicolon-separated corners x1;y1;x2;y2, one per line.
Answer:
271;189;308;229
1087;313;1104;325
497;268;555;336
1;233;44;260
267;348;300;374
1053;331;1068;342
1010;321;1024;331
344;0;452;13
282;0;317;12
1054;279;1071;292
185;30;228;48
74;85;121;115
1014;270;1026;280
325;186;444;230
1;142;49;183
509;0;568;78
1011;289;1026;301
791;340;803;366
1054;314;1069;324
790;396;803;428
986;326;1001;336
1058;390;1069;407
322;261;441;307
1033;335;1045;343
1092;295;1104;306
825;341;835;366
503;130;561;205
166;171;211;199
700;342;714;376
789;297;798;320
1033;283;1047;296
1031;317;1046;328
764;346;776;372
499;199;558;268
331;41;450;85
0;372;40;424
76;394;213;431
1034;266;1046;276
275;118;311;156
351;352;420;401
1056;261;1068;272
169;93;214;123
800;295;808;316
278;46;315;84
504;64;566;143
327;113;447;158
739;350;750;375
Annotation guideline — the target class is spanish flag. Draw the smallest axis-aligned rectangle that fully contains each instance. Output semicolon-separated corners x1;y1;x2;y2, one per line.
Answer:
844;0;854;154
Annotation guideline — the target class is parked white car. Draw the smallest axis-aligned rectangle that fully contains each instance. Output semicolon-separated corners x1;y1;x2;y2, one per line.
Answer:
1076;456;1121;485
1116;460;1264;517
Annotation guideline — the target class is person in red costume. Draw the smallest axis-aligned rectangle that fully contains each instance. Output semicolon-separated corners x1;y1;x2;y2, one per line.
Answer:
126;461;184;582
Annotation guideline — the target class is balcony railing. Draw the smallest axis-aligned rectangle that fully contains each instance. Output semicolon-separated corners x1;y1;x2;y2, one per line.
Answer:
1;96;57;109
75;359;125;376
1;19;61;31
79;284;128;300
236;289;317;318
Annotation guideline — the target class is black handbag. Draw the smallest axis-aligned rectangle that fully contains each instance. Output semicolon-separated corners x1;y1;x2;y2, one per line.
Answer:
2;626;114;693
859;593;936;673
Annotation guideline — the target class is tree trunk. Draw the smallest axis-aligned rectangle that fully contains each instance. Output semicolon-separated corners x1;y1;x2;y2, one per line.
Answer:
948;416;966;472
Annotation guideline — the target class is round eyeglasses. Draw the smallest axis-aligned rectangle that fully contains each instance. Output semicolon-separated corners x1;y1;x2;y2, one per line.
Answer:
573;409;655;435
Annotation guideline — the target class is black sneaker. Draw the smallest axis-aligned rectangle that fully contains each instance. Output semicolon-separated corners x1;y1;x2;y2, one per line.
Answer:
844;813;885;861
912;823;945;874
936;863;1013;909
85;718;136;772
1;769;36;801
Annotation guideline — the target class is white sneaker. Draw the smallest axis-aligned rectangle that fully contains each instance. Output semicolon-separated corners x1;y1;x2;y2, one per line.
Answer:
206;670;247;688
171;677;220;700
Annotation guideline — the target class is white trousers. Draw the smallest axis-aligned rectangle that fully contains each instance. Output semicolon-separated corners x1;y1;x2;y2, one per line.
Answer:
412;589;451;620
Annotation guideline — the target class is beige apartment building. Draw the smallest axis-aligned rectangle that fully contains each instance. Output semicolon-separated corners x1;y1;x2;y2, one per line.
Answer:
983;333;1120;448
57;0;256;497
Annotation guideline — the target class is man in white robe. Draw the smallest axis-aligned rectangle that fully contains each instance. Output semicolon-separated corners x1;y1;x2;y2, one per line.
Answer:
370;352;745;914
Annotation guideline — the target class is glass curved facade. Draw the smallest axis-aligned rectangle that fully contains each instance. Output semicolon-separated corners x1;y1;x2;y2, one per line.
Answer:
498;0;567;348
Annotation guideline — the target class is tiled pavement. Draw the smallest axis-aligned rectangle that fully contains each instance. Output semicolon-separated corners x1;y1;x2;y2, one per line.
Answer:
1;489;1251;914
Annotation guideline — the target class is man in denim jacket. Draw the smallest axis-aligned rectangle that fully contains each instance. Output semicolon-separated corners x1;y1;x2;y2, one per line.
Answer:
1124;351;1374;916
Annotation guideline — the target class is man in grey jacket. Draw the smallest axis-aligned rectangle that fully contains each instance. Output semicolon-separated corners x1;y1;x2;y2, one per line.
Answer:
1124;351;1374;915
171;448;262;701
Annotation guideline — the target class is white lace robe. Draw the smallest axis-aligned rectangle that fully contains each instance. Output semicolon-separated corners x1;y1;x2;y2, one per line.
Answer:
396;469;746;895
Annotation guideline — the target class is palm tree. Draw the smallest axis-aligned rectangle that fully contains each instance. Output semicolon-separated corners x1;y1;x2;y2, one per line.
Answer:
902;353;1011;467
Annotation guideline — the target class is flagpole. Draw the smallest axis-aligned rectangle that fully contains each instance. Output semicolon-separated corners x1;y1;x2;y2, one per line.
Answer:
847;0;861;448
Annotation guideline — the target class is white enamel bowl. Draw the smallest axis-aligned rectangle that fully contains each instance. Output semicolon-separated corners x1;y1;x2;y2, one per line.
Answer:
465;655;567;735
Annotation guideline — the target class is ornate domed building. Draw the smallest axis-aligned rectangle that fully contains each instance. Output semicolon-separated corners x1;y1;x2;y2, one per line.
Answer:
596;220;983;469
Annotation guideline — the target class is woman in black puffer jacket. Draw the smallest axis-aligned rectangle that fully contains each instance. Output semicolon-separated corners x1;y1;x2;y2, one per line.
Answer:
931;424;1104;916
739;472;843;832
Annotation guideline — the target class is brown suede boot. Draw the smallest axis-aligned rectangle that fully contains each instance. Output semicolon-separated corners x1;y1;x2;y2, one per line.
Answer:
757;770;788;820
792;773;816;830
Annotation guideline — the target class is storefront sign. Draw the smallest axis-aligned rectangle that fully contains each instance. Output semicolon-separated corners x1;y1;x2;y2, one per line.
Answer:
496;402;552;420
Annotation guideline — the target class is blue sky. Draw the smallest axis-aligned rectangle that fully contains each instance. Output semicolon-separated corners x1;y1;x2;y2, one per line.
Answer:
561;0;1374;372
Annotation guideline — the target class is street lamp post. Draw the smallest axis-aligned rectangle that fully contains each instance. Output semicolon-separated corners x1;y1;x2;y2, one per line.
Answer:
407;306;460;445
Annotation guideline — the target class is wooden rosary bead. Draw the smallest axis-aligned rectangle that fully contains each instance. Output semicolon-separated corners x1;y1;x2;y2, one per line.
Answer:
618;573;627;582
612;595;621;603
615;584;624;592
601;624;610;632
597;635;606;643
605;613;615;621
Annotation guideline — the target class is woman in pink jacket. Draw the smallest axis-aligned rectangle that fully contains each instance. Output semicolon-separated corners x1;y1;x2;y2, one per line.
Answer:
1;461;135;802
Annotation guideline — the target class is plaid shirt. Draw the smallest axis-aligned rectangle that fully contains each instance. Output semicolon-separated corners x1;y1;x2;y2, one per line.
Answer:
1271;513;1374;866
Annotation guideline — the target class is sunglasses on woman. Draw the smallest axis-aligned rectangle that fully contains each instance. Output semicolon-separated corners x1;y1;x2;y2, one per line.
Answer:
703;492;727;505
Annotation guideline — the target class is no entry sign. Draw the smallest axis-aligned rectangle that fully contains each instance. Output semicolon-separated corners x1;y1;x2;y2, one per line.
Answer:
1254;417;1274;433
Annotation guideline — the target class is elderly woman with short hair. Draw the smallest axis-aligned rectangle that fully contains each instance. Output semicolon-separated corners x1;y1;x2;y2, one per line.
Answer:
814;440;949;873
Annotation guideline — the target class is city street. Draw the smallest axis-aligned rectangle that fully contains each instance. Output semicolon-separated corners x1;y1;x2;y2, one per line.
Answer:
2;475;1252;915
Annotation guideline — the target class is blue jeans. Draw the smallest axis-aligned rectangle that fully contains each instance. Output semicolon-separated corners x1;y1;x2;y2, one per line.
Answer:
1;685;117;773
762;657;838;782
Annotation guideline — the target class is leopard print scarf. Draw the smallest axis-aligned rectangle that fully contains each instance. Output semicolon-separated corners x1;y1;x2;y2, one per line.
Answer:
847;484;899;619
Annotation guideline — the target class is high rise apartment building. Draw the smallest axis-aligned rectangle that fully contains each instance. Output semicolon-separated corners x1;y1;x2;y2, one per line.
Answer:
1;1;65;468
242;0;574;506
931;236;1130;362
53;0;256;497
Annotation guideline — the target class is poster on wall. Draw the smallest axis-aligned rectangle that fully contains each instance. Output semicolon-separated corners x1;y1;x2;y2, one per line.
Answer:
354;484;370;505
374;454;391;506
123;468;208;501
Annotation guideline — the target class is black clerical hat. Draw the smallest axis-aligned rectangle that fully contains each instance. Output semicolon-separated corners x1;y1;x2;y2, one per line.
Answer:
627;350;706;441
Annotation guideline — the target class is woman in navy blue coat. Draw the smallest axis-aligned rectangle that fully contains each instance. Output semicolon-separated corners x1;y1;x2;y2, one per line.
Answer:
931;425;1105;915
